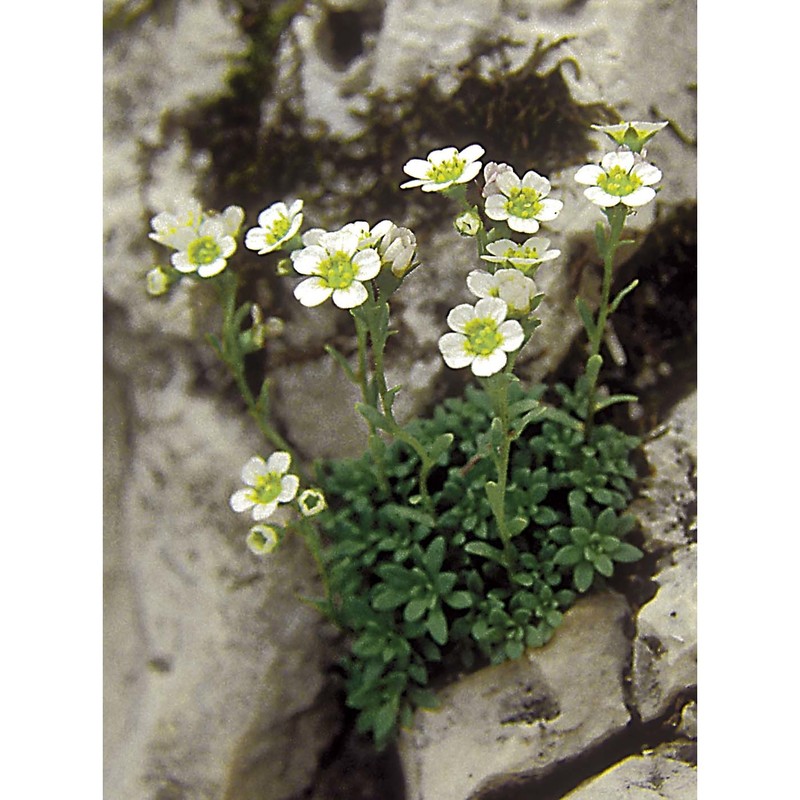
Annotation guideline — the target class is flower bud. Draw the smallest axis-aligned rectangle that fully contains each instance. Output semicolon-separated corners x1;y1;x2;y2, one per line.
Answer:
454;210;482;237
146;266;171;296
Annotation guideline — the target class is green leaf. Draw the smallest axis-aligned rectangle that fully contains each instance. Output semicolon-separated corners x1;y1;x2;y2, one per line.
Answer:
426;607;448;645
612;542;644;563
585;354;603;389
505;639;525;660
575;296;597;340
594;553;615;577
372;587;409;611
404;597;430;622
609;279;639;314
435;572;457;595
511;572;535;587
574;561;595;592
423;536;446;575
485;481;504;518
554;545;583;566
373;701;399;745
507;516;529;537
464;541;506;565
594;393;639;413
428;432;454;462
489;416;506;448
508;398;543;418
545;609;563;628
324;344;357;383
596;507;618;537
594;220;608;255
408;662;428;685
356;403;392;432
445;590;473;610
525;626;545;648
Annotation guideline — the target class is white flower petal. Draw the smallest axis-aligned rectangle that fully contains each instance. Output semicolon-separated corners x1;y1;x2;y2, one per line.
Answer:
602;150;635;172
245;229;269;253
521;171;550;196
584;186;620;207
291;246;326;275
471;350;507;377
171;251;196;274
486;238;517;257
242;456;267;484
631;162;662;185
302;228;326;246
278;474;300;502
332;282;368;309
352;249;381;281
460;143;485;162
474;296;508;324
265;451;291;475
294;277;333;307
621;186;656;207
535;199;563;221
403;158;433;179
421;180;453;192
498;319;525;351
438;333;473;368
197;258;228;278
447;303;476;333
427;147;458;165
466;270;497;298
252;501;278;521
321;230;358;257
288;199;304;217
221;206;244;235
230;489;255;513
400;178;426;189
484;195;509;221
574;164;604;185
495;170;521;194
507;215;540;234
456;161;482;184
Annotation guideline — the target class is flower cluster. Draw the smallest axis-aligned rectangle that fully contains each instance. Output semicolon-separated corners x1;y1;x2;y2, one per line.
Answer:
148;198;244;282
399;147;565;377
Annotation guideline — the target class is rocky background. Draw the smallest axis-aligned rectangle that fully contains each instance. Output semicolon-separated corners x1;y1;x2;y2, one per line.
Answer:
103;1;696;798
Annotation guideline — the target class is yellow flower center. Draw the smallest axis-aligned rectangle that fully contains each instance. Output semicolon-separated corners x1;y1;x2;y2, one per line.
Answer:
188;235;221;266
319;251;356;289
505;187;543;219
264;214;291;246
463;317;503;356
597;165;643;197
249;472;282;505
427;155;466;184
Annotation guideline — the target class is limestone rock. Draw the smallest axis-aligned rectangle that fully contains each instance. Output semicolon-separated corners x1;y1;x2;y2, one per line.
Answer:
399;592;632;800
562;750;696;800
632;545;697;723
632;392;698;551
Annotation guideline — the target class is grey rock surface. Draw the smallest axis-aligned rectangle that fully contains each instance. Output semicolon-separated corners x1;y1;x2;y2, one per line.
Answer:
399;592;632;800
563;749;696;800
632;544;697;724
104;0;696;797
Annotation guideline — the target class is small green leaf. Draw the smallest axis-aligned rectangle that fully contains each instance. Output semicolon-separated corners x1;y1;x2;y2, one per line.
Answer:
511;572;534;587
428;432;454;461
574;561;595;592
596;507;618;537
324;344;357;383
594;393;639;412
526;626;545;648
464;541;506;565
485;481;504;518
445;590;473;610
507;516;528;537
612;542;644;563
505;639;525;660
554;545;583;566
594;220;608;255
435;572;457;596
373;702;399;745
575;296;597;340
545;609;563;628
426;607;448;645
423;536;446;576
357;402;392;432
372;587;408;611
609;279;639;313
404;598;429;622
594;553;615;577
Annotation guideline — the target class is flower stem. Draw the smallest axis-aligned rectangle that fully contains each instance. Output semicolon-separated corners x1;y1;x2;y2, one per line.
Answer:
212;271;295;457
584;205;627;440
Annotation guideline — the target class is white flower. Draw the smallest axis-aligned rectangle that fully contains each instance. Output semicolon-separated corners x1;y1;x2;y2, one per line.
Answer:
484;168;563;234
401;144;485;193
219;205;245;237
370;220;418;277
245;200;303;254
170;217;237;278
146;266;170;296
298;488;327;517
290;229;381;309
149;197;204;248
246;524;280;555
467;268;538;316
230;452;300;522
591;121;668;153
438;297;524;377
574;150;662;208
481;236;561;274
482;162;516;198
